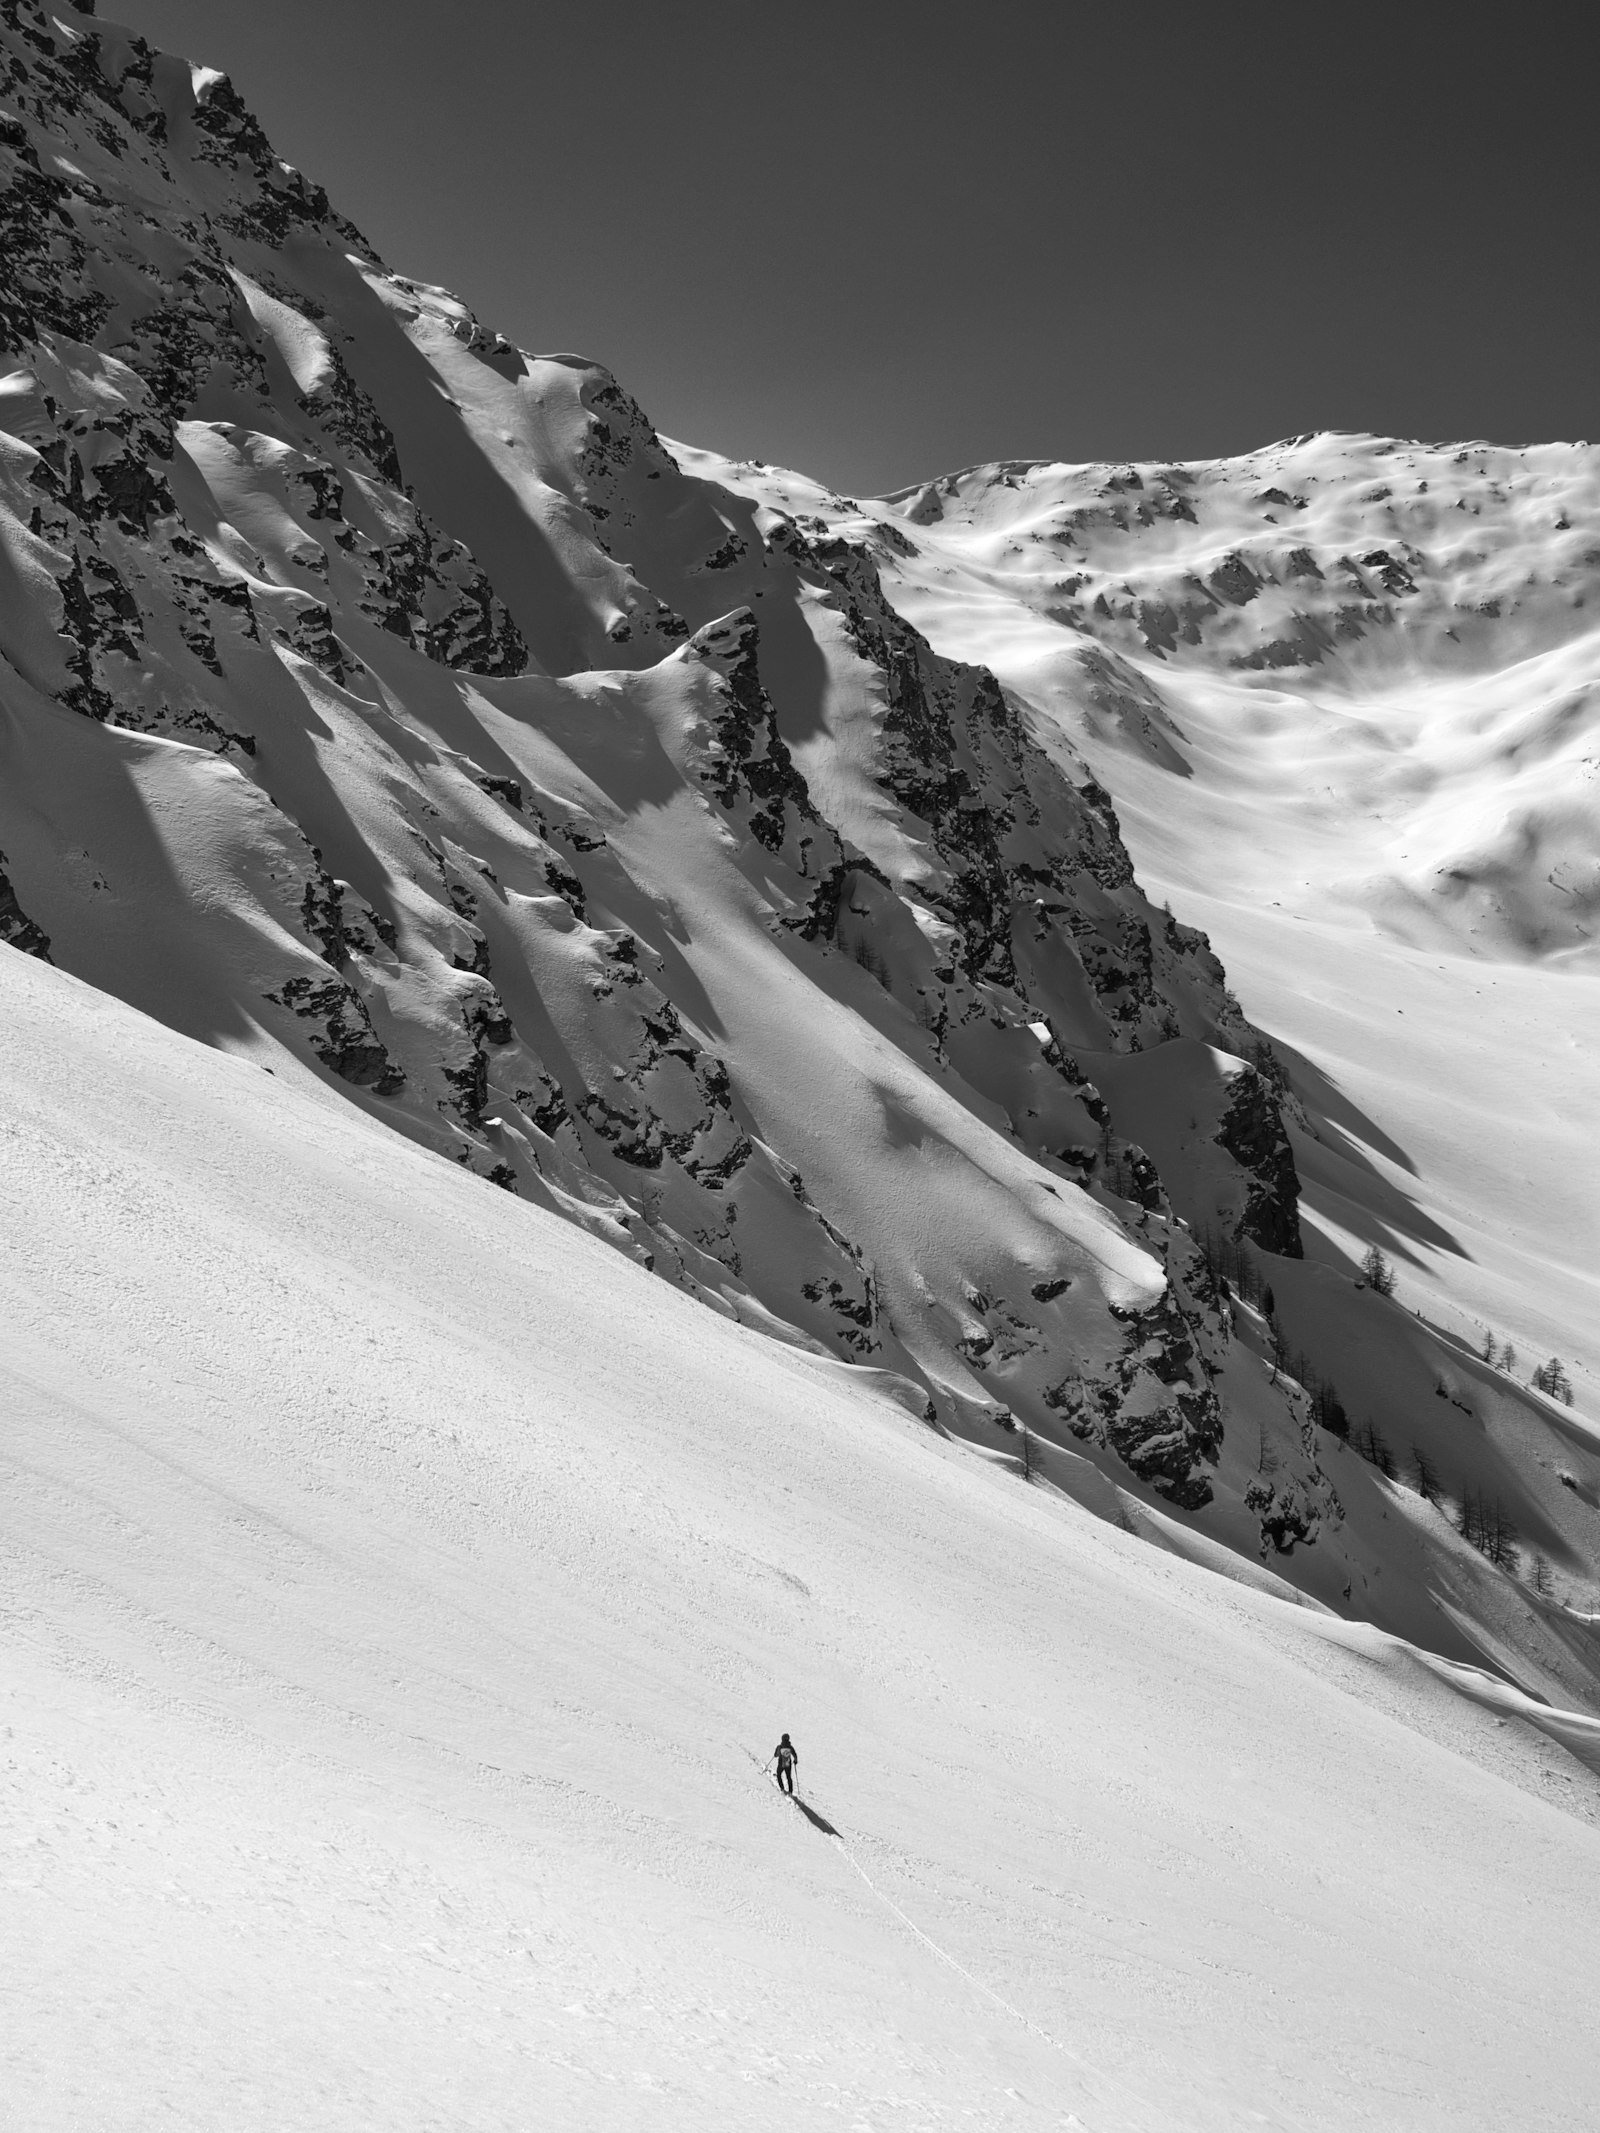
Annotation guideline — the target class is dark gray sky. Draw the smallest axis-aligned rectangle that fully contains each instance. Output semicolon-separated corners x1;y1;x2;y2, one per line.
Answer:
108;0;1600;495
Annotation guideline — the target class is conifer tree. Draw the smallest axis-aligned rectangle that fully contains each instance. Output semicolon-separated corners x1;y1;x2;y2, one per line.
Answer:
1412;1446;1440;1504
1359;1244;1397;1297
1532;1358;1574;1406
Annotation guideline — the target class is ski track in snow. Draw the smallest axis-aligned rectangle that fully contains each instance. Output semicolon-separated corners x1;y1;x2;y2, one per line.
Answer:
746;1746;1280;2133
1;6;1599;2127
8;950;1600;2132
747;1751;1095;2102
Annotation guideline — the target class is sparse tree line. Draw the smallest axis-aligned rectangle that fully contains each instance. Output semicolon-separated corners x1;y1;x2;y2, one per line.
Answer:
1478;1325;1574;1404
845;931;892;990
1016;1357;1565;1593
1315;1246;1572;1412
1194;1219;1265;1307
1190;1225;1575;1595
1288;1404;1556;1588
1198;1227;1578;1414
1298;1363;1570;1590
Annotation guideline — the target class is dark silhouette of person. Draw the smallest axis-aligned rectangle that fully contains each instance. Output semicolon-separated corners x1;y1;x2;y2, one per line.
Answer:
772;1733;798;1795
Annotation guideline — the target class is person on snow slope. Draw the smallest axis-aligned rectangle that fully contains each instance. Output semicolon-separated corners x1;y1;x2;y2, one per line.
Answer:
772;1734;798;1795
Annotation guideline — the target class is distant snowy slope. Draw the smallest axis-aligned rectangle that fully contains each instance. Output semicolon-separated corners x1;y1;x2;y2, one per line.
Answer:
846;434;1600;1458
688;440;1600;1679
884;437;1600;959
10;945;1600;2133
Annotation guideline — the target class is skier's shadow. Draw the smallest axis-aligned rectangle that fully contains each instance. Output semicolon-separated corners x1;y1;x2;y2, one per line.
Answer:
788;1794;839;1837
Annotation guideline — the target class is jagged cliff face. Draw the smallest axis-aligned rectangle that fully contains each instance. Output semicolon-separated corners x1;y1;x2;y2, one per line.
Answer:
6;1;1600;1707
0;0;1330;1520
31;1;1596;1660
759;437;1600;1668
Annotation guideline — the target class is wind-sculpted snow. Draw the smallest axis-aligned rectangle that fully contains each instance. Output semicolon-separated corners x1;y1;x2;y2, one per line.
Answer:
892;438;1600;673
882;437;1600;960
3;0;1598;1696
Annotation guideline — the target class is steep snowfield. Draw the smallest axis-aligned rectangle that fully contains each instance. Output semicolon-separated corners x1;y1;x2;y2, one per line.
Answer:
846;438;1600;1390
0;0;1334;1541
9;945;1600;2133
6;10;1600;2123
687;439;1600;1633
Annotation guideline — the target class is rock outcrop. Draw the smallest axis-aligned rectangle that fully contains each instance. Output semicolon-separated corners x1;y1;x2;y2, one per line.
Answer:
0;0;1328;1520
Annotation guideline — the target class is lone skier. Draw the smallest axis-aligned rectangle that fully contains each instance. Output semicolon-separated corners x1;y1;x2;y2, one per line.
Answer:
772;1733;798;1796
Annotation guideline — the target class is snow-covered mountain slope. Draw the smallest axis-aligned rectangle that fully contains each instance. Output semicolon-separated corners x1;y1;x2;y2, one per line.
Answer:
884;436;1600;961
3;2;1599;1707
689;438;1600;1637
10;944;1600;2133
0;0;1318;1520
6;17;1600;2114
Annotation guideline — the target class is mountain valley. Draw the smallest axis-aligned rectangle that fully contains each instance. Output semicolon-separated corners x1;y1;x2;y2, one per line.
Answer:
4;7;1600;2128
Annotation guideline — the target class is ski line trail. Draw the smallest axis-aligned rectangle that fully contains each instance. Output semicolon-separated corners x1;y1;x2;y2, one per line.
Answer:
740;1748;1196;2133
743;1748;1311;2133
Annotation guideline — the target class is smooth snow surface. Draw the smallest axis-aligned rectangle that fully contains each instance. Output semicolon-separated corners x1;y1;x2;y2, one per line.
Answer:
5;12;1600;2128
8;949;1600;2133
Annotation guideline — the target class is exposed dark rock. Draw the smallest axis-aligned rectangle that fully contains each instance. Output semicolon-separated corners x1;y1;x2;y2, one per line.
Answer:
542;856;586;921
1207;552;1260;607
1214;1063;1304;1257
686;609;817;853
1047;1287;1222;1510
0;852;51;960
263;973;404;1093
274;600;356;685
1245;1476;1320;1554
354;513;528;676
299;866;385;967
0;5;1341;1538
794;854;894;944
